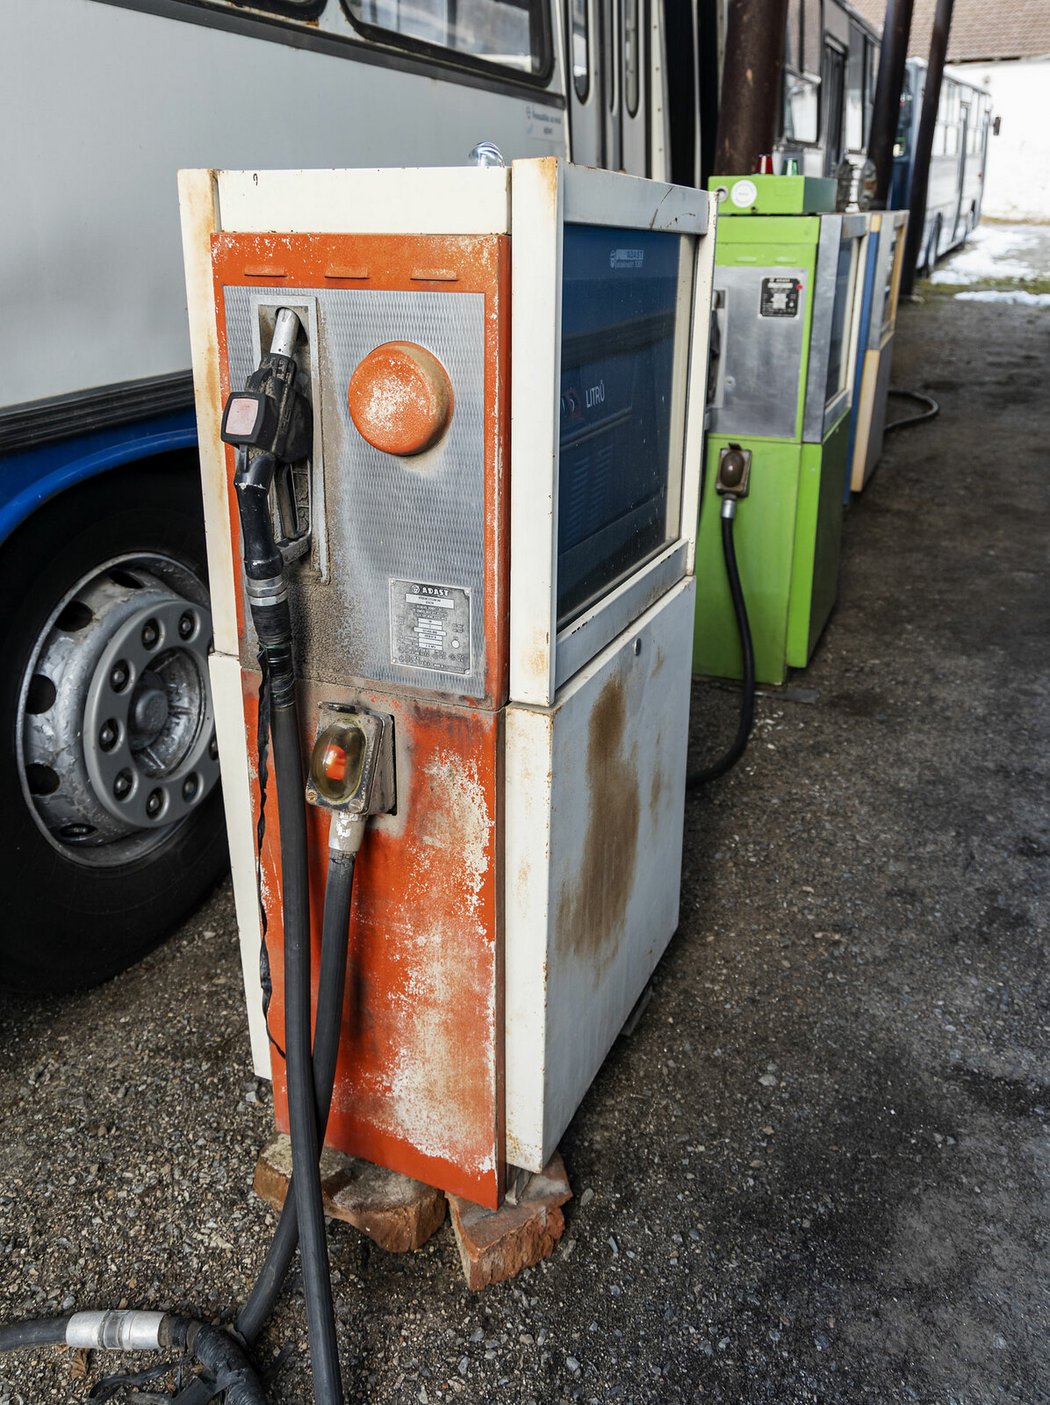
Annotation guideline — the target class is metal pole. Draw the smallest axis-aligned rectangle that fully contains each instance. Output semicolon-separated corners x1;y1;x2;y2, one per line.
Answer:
901;0;955;295
665;0;699;186
697;0;723;185
868;0;915;208
713;0;790;176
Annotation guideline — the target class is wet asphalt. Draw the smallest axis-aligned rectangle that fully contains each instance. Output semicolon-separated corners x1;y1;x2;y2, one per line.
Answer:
1;239;1048;1405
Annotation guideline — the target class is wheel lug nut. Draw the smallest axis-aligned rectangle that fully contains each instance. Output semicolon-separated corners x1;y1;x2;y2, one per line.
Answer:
113;769;132;800
146;788;163;817
141;619;160;649
99;721;118;751
178;611;195;640
110;661;130;692
182;775;199;802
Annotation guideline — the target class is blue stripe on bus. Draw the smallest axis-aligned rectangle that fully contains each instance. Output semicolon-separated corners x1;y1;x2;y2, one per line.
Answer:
0;409;198;547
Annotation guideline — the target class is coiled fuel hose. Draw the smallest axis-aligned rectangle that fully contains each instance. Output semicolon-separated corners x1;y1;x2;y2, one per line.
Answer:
686;496;756;787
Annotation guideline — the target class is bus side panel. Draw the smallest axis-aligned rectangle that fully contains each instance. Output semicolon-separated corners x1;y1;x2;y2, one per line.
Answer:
2;0;568;414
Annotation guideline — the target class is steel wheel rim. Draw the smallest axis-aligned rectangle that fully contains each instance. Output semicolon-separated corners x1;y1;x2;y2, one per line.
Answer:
17;553;219;868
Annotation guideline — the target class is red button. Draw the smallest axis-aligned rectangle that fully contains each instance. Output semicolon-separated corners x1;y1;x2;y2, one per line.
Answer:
348;342;453;456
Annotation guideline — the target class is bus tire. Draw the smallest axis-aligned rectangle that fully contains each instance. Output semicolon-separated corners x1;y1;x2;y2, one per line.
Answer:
922;216;943;277
0;459;228;995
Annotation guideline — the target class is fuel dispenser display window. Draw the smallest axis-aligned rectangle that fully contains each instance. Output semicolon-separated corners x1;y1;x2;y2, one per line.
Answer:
825;238;859;402
556;225;685;626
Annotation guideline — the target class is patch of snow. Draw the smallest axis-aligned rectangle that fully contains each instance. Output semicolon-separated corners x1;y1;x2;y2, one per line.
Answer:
954;289;1050;307
931;224;1043;285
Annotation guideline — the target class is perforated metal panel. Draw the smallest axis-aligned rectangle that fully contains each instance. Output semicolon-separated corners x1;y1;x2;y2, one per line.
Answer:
225;285;487;697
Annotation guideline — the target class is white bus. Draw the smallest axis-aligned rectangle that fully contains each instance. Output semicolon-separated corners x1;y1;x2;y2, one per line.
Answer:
0;0;700;992
777;0;882;192
893;59;995;272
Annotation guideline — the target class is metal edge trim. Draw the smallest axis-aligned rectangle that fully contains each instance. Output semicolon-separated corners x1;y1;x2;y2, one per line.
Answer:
0;372;196;455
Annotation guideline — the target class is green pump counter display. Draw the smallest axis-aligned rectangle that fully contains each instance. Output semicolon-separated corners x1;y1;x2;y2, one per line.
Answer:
712;173;838;217
693;180;869;685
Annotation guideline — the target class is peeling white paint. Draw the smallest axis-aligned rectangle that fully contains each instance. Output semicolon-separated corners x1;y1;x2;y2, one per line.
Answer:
374;919;496;1174
420;749;492;918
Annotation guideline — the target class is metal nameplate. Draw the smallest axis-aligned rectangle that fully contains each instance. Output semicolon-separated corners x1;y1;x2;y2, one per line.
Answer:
760;276;801;318
389;580;472;676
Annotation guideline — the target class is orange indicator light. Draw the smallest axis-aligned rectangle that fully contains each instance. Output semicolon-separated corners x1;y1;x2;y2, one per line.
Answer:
322;744;347;783
310;722;367;804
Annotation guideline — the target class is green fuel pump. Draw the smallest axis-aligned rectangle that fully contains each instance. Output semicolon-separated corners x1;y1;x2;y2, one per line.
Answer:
694;174;869;685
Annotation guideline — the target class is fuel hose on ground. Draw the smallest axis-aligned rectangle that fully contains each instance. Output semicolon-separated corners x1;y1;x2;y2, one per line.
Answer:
686;494;756;788
884;387;940;433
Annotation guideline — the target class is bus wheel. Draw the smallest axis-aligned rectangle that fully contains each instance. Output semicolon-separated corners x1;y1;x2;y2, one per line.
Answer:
922;216;943;277
0;460;228;994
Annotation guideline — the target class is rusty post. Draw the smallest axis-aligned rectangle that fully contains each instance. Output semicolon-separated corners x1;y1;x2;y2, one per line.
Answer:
901;0;956;295
868;0;915;208
713;0;790;177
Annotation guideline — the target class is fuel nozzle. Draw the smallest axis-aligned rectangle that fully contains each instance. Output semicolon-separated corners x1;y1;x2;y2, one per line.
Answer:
222;309;312;468
223;308;313;582
306;704;396;854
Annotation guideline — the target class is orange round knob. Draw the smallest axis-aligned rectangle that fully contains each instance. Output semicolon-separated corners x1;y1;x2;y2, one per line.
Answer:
347;342;454;456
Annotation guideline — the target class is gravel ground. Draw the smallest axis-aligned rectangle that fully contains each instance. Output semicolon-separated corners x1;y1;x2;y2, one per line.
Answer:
2;247;1048;1405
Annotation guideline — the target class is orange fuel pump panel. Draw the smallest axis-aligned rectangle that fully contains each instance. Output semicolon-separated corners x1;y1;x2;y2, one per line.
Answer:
211;231;511;712
244;672;505;1211
212;229;510;1209
348;341;454;456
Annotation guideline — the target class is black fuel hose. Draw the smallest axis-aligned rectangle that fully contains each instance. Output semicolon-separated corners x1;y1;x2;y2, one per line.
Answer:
884;388;940;433
169;851;356;1405
236;851;355;1346
266;695;343;1405
233;421;344;1405
686;502;756;787
0;1313;266;1405
0;1319;66;1351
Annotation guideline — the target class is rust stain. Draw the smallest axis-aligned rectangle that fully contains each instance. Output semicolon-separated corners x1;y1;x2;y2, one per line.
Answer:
527;628;550;690
557;674;640;975
649;765;665;821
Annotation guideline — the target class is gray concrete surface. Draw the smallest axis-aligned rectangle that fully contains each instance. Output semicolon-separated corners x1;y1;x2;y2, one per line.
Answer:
2;260;1048;1405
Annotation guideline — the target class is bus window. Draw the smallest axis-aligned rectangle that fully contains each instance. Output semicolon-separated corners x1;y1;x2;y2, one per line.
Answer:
801;0;822;77
783;0;821;144
786;0;801;68
344;0;549;75
846;25;864;152
571;0;589;98
784;73;820;144
247;0;326;14
823;42;845;171
624;0;639;116
865;37;877;142
895;76;914;158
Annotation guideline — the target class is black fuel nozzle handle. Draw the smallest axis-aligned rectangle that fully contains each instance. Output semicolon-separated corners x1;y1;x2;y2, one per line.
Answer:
221;309;312;468
233;446;295;703
224;310;313;701
234;448;283;583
